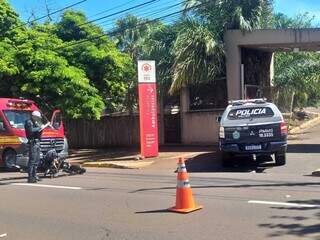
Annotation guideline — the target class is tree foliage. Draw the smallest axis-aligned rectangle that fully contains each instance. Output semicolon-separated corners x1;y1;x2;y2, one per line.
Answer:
273;13;320;107
166;0;274;93
1;0;319;120
0;1;134;119
274;52;320;107
0;0;20;38
114;15;150;60
273;12;314;29
140;22;177;94
170;19;224;93
56;11;135;113
113;16;179;110
184;0;274;33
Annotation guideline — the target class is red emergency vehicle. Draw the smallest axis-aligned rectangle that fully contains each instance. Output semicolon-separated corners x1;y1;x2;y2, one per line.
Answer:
0;98;68;169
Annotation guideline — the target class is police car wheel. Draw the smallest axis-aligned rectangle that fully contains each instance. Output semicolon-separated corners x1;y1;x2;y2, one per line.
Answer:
275;152;286;166
4;149;17;170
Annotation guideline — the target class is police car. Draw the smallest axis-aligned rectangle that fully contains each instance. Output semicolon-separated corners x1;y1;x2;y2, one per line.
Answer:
218;99;288;167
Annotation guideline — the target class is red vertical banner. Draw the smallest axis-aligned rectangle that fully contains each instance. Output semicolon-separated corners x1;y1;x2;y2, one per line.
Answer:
138;61;159;158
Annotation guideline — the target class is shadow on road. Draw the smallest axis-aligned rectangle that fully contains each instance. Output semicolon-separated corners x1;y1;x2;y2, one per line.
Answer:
0;172;71;186
0;176;26;185
259;199;320;239
160;146;216;153
131;181;320;193
135;209;171;214
184;152;274;173
69;148;139;162
288;144;320;153
69;146;216;163
0;167;21;173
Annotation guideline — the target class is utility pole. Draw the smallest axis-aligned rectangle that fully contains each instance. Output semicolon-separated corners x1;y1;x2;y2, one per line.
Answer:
44;0;53;22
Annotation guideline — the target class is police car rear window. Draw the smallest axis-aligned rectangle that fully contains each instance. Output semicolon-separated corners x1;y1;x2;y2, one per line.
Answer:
227;107;274;120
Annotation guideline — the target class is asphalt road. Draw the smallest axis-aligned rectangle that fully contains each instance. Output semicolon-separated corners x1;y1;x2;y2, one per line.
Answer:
0;125;320;240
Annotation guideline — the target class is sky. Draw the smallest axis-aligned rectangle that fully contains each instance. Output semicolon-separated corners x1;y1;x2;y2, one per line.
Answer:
274;0;320;23
8;0;183;30
8;0;320;29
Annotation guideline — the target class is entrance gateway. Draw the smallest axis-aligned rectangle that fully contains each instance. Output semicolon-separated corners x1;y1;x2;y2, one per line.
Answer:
225;29;320;100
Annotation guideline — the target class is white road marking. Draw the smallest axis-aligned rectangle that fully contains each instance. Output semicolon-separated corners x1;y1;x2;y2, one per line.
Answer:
248;200;320;208
0;233;7;238
11;183;82;190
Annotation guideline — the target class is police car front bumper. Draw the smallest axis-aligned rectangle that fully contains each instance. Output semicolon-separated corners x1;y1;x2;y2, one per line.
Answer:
220;141;287;155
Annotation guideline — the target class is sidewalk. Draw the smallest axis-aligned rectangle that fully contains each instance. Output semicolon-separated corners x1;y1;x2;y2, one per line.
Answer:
68;146;216;170
288;110;320;140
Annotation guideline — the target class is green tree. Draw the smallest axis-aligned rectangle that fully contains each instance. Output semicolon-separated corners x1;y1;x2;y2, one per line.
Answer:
114;15;149;60
112;15;157;112
273;12;314;29
56;10;135;112
0;0;20;39
273;13;320;108
274;52;320;108
0;3;106;119
169;0;274;93
141;22;177;93
12;29;105;119
56;10;103;42
184;0;273;33
170;19;224;93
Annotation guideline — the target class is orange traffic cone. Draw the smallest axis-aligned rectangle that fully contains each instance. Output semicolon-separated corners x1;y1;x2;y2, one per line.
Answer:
169;157;203;213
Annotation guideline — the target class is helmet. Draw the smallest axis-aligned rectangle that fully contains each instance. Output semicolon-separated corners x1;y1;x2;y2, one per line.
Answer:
31;111;42;118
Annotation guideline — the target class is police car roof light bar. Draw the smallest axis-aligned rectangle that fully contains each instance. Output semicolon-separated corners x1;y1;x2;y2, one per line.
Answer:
229;98;267;106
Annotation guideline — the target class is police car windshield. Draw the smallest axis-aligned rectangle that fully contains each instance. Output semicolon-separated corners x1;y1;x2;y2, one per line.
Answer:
4;110;46;129
227;107;274;120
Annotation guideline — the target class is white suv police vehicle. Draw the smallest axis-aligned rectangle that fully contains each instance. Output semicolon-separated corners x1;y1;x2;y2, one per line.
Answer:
218;99;288;167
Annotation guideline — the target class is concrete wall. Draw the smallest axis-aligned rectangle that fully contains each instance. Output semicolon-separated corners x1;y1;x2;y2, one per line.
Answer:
182;110;223;144
226;29;320;47
225;29;320;101
180;85;223;145
225;41;242;100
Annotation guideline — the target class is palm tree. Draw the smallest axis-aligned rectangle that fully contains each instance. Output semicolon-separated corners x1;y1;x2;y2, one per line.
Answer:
113;15;149;61
112;15;151;113
141;23;176;93
170;19;224;93
184;0;273;32
274;52;320;109
169;0;274;93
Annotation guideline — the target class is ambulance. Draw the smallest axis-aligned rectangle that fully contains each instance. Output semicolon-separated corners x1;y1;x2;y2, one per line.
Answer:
0;98;68;169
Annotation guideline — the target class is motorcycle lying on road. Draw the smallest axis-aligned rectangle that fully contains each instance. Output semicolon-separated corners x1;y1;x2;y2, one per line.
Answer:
38;149;86;178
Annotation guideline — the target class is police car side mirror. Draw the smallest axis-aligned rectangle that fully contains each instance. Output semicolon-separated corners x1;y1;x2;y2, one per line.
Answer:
216;116;222;123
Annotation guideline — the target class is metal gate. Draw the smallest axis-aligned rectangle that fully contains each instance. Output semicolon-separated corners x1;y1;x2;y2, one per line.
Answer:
164;114;181;144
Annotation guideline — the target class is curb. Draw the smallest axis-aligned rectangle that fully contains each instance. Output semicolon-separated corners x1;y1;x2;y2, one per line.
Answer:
81;160;154;169
312;169;320;177
289;115;320;135
289;115;320;176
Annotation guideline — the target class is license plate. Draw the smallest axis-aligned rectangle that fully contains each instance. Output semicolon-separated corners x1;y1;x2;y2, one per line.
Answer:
258;128;274;138
245;145;262;151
